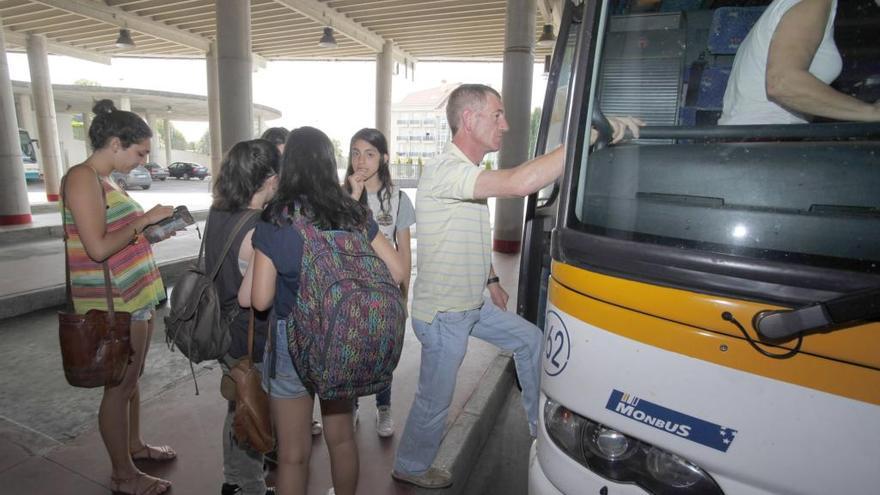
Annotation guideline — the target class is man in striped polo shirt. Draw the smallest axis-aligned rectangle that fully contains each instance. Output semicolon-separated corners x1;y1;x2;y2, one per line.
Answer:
392;84;641;489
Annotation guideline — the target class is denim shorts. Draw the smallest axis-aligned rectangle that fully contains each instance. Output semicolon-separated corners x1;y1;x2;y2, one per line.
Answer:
130;306;154;321
261;319;309;399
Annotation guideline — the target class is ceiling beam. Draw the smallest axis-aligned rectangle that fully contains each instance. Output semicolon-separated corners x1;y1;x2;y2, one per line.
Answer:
31;0;211;52
271;0;417;63
3;29;112;65
538;0;563;30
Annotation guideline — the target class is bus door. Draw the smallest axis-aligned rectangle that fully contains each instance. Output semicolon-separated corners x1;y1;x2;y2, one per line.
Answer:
518;1;582;329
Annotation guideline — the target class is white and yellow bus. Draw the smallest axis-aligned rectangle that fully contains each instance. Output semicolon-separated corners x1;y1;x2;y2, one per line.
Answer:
521;1;880;494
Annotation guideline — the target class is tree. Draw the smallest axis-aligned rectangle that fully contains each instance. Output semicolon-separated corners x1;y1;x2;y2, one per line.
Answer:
153;120;189;151
196;130;210;155
528;107;542;158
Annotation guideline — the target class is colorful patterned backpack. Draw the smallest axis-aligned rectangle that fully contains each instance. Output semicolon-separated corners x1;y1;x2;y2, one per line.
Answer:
286;205;406;400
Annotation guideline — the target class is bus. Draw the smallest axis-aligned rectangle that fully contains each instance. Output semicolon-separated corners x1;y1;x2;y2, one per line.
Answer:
19;129;41;182
521;1;880;494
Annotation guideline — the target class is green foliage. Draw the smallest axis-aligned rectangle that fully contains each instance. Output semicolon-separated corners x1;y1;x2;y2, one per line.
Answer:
529;107;542;158
196;130;210;155
153;120;190;151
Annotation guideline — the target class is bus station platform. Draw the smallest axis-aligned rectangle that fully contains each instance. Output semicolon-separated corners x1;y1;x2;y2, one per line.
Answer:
0;206;531;494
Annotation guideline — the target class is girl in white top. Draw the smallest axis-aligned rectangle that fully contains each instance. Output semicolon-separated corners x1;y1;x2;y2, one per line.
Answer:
344;127;415;439
720;0;879;125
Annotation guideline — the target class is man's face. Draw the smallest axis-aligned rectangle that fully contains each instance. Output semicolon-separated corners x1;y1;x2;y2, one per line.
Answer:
470;93;509;153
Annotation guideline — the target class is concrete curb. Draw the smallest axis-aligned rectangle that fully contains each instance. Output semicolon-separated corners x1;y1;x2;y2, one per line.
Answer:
0;210;210;247
413;353;516;494
0;256;197;321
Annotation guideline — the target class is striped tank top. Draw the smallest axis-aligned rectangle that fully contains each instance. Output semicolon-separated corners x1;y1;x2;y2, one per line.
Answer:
62;178;165;314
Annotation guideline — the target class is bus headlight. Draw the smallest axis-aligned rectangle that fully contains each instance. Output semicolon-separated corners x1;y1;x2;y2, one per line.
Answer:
544;399;723;494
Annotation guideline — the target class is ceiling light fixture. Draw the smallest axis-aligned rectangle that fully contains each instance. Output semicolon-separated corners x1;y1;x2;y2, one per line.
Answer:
537;24;556;48
318;27;338;49
115;28;135;49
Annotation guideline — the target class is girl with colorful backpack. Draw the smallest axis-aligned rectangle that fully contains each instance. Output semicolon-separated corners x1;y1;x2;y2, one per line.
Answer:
247;127;407;495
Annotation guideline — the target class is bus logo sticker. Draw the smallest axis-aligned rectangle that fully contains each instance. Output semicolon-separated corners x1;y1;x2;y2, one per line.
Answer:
606;390;738;452
543;310;570;376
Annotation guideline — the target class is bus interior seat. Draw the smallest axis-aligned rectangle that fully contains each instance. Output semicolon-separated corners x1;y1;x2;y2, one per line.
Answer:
679;6;765;126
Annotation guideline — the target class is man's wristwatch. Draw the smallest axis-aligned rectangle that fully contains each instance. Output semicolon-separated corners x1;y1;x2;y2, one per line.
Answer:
487;276;500;286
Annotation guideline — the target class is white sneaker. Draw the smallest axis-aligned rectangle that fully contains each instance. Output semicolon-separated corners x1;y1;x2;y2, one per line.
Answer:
376;405;394;437
311;419;323;436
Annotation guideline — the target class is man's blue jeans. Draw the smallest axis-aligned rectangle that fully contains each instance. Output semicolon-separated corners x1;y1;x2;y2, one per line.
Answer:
394;297;541;475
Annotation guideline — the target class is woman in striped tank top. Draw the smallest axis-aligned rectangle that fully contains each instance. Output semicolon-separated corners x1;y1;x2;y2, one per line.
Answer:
62;100;175;495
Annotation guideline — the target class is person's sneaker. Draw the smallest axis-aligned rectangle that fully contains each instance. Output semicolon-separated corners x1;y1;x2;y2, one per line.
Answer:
391;467;453;489
312;419;323;436
376;405;394;437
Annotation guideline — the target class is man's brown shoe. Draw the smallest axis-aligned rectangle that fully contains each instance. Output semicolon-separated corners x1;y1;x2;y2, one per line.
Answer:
391;467;453;489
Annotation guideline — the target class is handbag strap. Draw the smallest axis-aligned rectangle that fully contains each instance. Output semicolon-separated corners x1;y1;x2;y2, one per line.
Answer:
61;169;117;320
207;209;259;282
246;309;255;359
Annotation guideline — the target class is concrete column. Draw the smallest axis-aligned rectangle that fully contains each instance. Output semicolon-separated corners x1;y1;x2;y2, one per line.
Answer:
163;118;172;167
206;42;222;176
16;94;37;138
0;22;31;225
493;0;536;253
119;96;131;111
144;111;161;165
81;110;93;154
27;34;64;202
215;0;253;154
375;40;394;138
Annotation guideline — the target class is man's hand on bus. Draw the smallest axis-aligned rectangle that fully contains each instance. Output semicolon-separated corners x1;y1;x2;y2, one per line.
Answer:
589;116;645;145
488;281;509;310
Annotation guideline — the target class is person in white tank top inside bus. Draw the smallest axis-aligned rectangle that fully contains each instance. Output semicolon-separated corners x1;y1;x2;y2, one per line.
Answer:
719;0;880;125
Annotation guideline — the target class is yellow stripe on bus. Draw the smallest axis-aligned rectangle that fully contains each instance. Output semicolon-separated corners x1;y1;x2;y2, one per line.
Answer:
549;262;880;406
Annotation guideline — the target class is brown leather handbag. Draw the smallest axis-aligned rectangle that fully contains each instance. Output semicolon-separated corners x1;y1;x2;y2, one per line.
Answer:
58;174;134;388
230;310;274;453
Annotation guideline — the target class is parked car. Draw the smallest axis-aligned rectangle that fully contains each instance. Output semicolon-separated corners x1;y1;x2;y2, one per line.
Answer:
168;161;209;180
110;165;152;190
144;162;169;181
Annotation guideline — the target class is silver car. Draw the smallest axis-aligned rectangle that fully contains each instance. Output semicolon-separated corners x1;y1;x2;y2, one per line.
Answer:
111;165;153;190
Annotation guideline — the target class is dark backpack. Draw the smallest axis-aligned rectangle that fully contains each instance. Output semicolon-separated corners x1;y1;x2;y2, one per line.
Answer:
165;211;257;391
285;205;406;400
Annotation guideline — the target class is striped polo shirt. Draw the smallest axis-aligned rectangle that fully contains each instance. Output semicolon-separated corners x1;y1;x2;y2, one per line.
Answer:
412;143;490;323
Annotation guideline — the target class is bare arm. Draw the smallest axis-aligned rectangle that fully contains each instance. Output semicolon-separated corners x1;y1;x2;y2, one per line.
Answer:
766;0;880;122
487;264;508;310
237;251;256;308
395;227;412;298
64;165;172;262
473;116;643;200
372;233;406;284
250;249;277;312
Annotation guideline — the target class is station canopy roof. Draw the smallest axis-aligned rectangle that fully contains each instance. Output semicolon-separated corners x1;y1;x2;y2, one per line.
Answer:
0;0;559;65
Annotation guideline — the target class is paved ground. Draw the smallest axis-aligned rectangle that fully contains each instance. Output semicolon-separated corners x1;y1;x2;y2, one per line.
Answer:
0;189;533;494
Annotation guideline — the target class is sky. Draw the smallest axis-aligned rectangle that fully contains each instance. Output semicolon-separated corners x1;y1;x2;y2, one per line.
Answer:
6;53;549;147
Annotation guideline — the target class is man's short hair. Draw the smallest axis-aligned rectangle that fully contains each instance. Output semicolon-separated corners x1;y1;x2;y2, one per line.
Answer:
446;84;502;136
260;126;289;146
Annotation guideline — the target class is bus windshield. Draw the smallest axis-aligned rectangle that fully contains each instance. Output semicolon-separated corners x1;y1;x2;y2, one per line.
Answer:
571;0;880;275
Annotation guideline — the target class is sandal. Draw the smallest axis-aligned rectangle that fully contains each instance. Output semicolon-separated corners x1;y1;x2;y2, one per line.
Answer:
111;472;170;495
130;444;177;462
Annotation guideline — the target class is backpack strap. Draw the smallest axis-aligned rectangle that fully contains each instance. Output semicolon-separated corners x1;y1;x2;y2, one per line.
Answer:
208;210;259;281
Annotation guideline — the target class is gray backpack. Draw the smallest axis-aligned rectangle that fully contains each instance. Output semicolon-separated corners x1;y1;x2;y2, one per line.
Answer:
164;211;256;392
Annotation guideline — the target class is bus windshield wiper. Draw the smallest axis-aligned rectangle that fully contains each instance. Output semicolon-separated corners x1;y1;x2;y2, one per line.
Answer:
754;287;880;340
